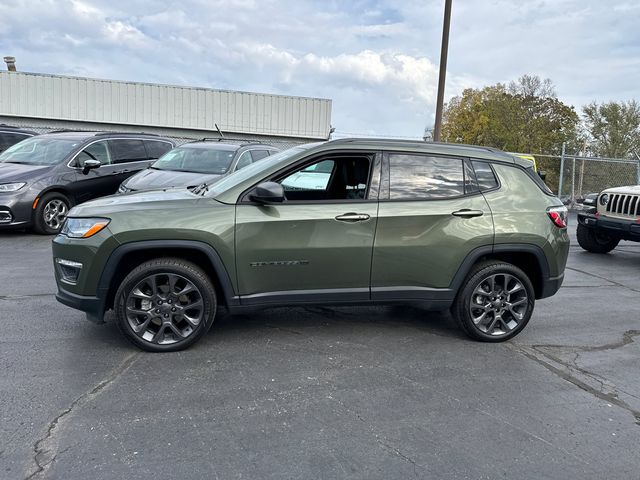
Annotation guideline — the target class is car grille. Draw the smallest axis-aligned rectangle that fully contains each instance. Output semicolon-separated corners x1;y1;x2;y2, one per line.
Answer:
605;193;640;218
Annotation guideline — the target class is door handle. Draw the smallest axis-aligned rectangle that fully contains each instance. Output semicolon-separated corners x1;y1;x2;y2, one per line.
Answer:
335;213;371;222
452;209;484;218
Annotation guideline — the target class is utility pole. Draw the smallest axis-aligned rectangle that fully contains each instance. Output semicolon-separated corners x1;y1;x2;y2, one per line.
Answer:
433;0;453;142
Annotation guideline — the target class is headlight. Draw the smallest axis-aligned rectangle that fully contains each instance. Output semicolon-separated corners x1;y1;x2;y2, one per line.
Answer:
599;194;609;206
0;182;26;192
61;218;110;238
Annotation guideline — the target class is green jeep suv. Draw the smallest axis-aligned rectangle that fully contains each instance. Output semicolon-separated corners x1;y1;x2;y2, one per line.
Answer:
52;139;569;352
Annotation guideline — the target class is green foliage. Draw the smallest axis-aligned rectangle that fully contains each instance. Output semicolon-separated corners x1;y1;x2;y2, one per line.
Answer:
582;100;640;158
441;75;579;156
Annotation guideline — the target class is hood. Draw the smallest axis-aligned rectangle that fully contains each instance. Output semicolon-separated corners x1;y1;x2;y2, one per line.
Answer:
69;188;202;217
603;185;640;195
123;168;223;191
0;162;53;183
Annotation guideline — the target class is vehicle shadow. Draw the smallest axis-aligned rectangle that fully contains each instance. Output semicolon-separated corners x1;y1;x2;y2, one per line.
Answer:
205;304;467;344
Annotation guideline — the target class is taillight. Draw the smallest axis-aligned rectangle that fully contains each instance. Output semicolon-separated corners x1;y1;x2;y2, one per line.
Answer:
547;206;568;228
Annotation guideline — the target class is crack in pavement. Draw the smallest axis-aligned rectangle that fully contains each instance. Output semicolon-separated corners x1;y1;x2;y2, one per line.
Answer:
0;293;56;301
510;332;640;426
23;352;142;480
329;397;423;478
565;266;640;293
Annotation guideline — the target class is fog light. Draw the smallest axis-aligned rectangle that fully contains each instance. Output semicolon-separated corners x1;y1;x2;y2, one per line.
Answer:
56;258;83;284
0;210;12;224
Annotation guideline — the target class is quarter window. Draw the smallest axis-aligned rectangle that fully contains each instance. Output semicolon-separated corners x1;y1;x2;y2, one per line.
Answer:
109;139;148;164
250;150;270;161
144;140;173;159
472;161;499;191
389;154;465;199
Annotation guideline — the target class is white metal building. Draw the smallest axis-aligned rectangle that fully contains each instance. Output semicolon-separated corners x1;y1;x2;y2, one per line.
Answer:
0;71;332;147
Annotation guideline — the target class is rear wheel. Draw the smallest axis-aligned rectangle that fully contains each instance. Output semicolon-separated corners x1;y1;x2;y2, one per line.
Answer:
114;258;217;352
577;223;619;253
33;192;70;234
453;261;535;342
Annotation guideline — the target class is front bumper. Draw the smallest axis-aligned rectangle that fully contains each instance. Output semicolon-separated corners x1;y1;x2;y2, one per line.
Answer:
0;192;34;228
56;286;105;324
578;212;640;241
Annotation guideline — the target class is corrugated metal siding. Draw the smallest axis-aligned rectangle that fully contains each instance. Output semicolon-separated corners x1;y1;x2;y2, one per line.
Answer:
0;72;332;140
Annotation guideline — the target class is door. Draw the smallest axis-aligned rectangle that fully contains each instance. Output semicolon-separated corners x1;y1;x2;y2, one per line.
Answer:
235;153;381;304
371;153;494;300
69;140;119;202
108;139;159;188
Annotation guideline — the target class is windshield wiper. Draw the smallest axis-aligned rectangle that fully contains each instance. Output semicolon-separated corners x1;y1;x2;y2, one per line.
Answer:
191;182;209;196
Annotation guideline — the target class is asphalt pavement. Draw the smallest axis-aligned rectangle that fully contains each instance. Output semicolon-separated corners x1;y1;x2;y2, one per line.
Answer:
1;216;639;479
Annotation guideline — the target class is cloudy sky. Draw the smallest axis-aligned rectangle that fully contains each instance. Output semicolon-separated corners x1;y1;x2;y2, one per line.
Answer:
1;0;639;137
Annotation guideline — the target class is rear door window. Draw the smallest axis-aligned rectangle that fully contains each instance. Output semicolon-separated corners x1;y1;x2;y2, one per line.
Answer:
0;132;31;152
388;154;465;199
108;139;148;164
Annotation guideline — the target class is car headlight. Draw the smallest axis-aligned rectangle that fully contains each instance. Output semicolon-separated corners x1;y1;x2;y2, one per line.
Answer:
599;193;609;206
0;182;26;192
61;217;110;238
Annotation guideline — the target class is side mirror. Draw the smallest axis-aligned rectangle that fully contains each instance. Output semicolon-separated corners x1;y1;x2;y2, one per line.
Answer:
250;181;285;204
82;159;101;175
538;170;547;182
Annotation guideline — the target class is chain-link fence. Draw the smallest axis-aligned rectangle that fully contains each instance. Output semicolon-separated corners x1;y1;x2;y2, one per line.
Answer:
533;153;640;204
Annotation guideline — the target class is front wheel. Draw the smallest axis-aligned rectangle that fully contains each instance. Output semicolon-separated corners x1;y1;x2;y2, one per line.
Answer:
452;261;535;342
576;223;619;253
33;192;70;234
114;258;217;352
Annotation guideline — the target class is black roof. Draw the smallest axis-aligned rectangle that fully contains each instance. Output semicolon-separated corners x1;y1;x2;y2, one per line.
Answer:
0;124;37;135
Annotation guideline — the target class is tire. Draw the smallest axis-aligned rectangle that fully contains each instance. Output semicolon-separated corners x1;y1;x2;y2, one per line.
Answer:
114;258;217;352
33;192;70;235
452;261;535;342
576;223;619;253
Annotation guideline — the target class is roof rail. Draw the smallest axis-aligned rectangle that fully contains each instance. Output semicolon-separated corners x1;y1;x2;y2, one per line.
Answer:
328;137;506;154
47;129;88;134
93;131;160;137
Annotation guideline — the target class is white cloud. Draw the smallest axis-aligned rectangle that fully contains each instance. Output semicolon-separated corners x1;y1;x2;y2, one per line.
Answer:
0;0;638;137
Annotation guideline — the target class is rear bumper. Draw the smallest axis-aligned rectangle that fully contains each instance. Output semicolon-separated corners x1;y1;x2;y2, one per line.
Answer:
540;273;564;299
56;286;106;324
577;213;640;241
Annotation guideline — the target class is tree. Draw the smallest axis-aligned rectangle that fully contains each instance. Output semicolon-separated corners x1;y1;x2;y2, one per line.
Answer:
440;75;579;156
582;100;640;158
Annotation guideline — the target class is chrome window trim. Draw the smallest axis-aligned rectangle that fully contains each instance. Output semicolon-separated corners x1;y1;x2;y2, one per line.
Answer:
66;137;174;169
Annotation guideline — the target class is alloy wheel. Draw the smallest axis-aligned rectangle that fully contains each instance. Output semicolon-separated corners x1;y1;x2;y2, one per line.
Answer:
469;273;529;336
125;273;204;345
43;199;68;231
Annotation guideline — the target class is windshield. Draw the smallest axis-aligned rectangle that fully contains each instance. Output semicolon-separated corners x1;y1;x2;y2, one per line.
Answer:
0;136;81;166
152;146;236;174
206;144;318;196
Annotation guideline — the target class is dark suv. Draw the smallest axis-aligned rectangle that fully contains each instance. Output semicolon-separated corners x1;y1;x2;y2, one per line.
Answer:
52;139;569;352
0;131;174;233
0;125;36;153
118;141;279;193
